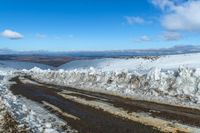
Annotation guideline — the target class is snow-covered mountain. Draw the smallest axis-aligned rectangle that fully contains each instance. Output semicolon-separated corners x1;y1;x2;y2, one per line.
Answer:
59;52;200;72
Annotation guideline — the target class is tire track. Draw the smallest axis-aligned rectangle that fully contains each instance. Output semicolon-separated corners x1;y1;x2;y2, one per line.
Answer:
10;76;163;133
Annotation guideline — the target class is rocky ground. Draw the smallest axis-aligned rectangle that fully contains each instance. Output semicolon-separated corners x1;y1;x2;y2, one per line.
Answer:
0;100;26;133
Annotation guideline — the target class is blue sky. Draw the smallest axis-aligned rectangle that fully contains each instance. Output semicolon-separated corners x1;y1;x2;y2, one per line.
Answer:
0;0;200;51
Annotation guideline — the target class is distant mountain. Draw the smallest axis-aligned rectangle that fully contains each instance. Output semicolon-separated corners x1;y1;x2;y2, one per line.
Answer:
0;49;52;55
1;45;200;57
59;45;200;57
0;48;14;54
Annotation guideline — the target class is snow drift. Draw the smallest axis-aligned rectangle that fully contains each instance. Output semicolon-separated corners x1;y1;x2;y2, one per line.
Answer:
25;66;200;106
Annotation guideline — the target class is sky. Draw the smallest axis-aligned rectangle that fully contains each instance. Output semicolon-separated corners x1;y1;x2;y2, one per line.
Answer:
0;0;200;51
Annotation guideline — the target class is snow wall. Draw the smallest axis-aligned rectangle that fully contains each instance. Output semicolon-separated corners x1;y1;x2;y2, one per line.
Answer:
23;67;200;105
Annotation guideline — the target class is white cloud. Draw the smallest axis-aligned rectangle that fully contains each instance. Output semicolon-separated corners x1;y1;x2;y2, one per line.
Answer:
162;31;182;41
124;16;145;25
139;35;151;42
151;0;174;11
1;29;23;40
152;0;200;31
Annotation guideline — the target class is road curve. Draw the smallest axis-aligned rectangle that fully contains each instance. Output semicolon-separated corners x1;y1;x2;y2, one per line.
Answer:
9;75;200;133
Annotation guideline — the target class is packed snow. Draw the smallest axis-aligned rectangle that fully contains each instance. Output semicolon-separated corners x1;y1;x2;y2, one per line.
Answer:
26;66;200;106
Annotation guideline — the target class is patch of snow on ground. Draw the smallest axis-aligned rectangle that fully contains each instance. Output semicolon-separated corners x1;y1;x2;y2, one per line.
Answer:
0;70;75;132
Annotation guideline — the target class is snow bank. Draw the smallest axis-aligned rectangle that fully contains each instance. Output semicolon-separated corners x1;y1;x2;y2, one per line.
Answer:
25;66;200;106
0;71;73;132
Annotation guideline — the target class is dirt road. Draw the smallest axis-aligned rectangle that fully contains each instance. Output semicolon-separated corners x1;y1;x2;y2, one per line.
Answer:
9;76;200;133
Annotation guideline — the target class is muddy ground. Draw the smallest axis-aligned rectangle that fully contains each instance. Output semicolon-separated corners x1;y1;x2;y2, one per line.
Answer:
8;76;200;133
